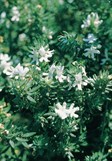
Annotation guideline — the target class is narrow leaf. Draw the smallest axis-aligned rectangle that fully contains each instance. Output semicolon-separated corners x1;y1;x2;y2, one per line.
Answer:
27;95;36;103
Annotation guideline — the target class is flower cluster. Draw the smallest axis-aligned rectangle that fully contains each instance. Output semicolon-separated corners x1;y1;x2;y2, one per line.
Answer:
83;32;101;60
55;102;79;120
81;12;102;28
30;46;54;65
0;1;112;161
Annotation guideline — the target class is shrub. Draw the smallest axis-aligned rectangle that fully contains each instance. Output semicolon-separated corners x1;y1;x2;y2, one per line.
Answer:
0;0;112;160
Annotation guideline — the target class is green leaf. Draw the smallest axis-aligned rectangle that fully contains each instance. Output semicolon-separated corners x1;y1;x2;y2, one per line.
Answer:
22;142;30;148
27;95;36;103
29;87;39;93
9;140;15;148
22;132;36;138
16;137;28;142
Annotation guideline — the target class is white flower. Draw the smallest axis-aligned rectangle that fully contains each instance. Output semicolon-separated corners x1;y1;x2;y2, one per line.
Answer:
93;13;103;27
0;61;12;75
0;12;6;23
83;34;97;43
30;46;54;64
81;18;91;28
30;49;39;65
59;0;64;4
68;0;74;3
0;54;12;74
48;64;56;79
42;26;47;32
55;66;66;82
81;12;102;28
0;123;4;129
101;50;111;65
6;63;29;78
42;26;53;40
67;66;87;90
11;6;20;22
39;46;53;62
4;130;9;135
55;102;79;119
73;73;87;90
43;64;66;83
1;12;6;19
55;102;68;119
0;53;10;62
81;67;87;76
67;103;79;118
19;33;26;41
84;45;101;60
42;64;56;81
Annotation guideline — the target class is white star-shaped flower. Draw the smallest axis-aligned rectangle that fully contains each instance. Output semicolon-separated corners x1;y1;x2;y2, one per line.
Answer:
55;102;79;119
0;53;10;62
55;102;68;119
73;73;87;90
55;65;66;82
39;46;53;63
0;54;12;74
84;45;100;60
67;103;79;118
6;63;29;78
83;34;97;43
30;46;54;64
